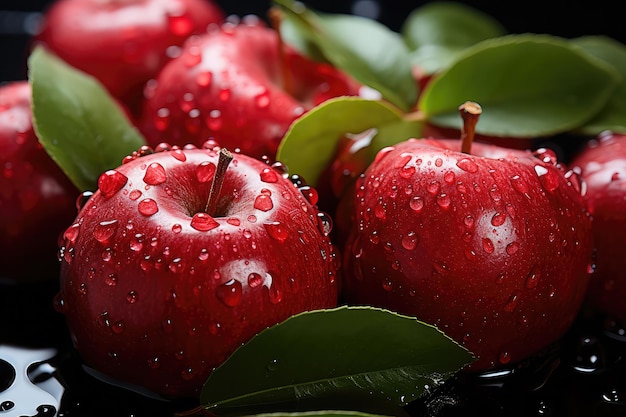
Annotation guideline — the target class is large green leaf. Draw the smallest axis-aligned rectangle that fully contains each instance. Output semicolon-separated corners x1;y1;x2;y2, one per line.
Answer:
28;46;146;191
201;306;473;416
419;34;620;138
276;97;422;187
402;1;506;75
571;36;626;135
274;0;417;111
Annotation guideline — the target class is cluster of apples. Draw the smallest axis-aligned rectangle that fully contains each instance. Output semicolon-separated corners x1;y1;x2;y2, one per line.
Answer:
1;0;625;407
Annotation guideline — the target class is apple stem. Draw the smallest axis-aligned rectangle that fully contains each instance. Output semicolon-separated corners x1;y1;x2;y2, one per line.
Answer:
268;7;293;97
205;148;233;216
459;101;482;154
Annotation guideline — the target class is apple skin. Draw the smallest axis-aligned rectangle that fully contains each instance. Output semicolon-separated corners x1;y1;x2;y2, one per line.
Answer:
139;18;362;160
570;131;626;324
55;141;339;398
0;81;79;282
340;138;593;371
33;0;225;116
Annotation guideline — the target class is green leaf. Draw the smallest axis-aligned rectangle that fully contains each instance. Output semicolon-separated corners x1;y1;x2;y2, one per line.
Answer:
571;36;626;135
419;34;621;138
201;306;472;416
28;46;146;191
276;97;422;187
274;0;417;111
402;1;506;75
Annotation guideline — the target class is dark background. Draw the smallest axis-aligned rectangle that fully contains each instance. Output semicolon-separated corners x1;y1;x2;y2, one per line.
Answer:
2;0;626;83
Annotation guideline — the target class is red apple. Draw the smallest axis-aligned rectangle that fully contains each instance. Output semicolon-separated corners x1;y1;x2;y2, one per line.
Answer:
55;140;339;398
340;102;593;372
0;81;79;282
570;131;626;324
33;0;225;116
139;18;362;160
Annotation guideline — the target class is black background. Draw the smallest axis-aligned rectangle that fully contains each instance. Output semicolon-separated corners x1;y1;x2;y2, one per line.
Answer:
2;0;626;83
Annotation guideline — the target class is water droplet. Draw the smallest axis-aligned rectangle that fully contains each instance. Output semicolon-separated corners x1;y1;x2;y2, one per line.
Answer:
299;185;318;205
317;212;333;236
196;71;212;87
255;90;270;108
216;279;243;307
169;258;185;274
264;221;288;243
94;220;118;243
254;194;274;211
436;193;451;209
409;196;424;212
260;167;278;183
266;358;279;371
534;165;560;192
491;212;506;227
401;231;418;250
172;224;183;233
456;158;478;173
191;213;219;231
248;272;263;288
503;291;520;313
171;148;187;162
64;223;81;243
206;109;222;131
506;241;520;255
104;273;118;286
482;238;495;254
525;266;541;289
510;175;530;197
268;285;283;304
444;171;456;183
499;351;511;364
138;198;159;216
127;290;138;303
195;161;217;183
129;189;142;200
130;234;144;251
227;217;241;227
143;162;167;185
427;181;440;194
98;170;128;197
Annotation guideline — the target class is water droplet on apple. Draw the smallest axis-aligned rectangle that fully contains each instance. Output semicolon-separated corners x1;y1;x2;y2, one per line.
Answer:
266;358;279;371
444;171;456;183
317;212;333;236
264;221;288;243
169;258;185;274
525;266;541;289
98;170;128;197
498;351;511;364
510;175;530;198
409;196;424;212
534;165;560;192
206;109;222;131
259;167;278;183
394;153;412;169
126;290;138;304
138;199;159;216
104;273;118;286
491;212;506;227
436;193;451;209
196;70;212;87
148;357;160;369
171;148;187;162
247;272;263;288
456;158;478;173
506;241;520;255
172;224;183;234
254;194;274;212
482;238;495;254
94;220;118;243
254;90;270;108
427;180;440;194
503;291;520;312
216;279;242;307
190;213;219;231
374;200;386;219
402;231;418;250
63;223;81;243
268;285;283;304
298;185;318;205
143;162;167;185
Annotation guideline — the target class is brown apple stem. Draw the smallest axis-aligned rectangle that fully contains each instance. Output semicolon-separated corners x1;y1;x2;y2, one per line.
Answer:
268;7;293;96
205;148;233;216
459;101;482;154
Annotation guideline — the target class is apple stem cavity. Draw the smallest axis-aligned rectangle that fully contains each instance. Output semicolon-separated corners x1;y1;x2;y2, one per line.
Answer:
205;147;233;216
268;7;293;97
459;101;482;154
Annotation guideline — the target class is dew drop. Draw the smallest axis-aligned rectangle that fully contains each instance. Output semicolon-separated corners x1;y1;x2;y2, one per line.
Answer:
206;109;223;131
169;258;185;274
436;193;451;209
98;170;128;197
299;185;318;205
127;290;138;304
255;90;271;108
196;71;212;87
63;223;81;243
172;224;182;234
317;212;333;236
216;279;243;307
482;238;495;254
129;189;142;200
104;273;118;286
499;351;511;364
268;285;283;304
247;272;263;288
260;167;278;183
264;221;288;243
154;108;170;131
491;212;506;227
456;158;478;173
525;266;541;289
401;231;418;250
510;175;530;197
503;292;520;313
444;171;455;183
254;194;274;212
409;196;424;212
138;198;159;216
196;161;216;183
143;162;167;185
506;241;520;255
190;213;219;231
534;165;560;192
130;234;144;251
94;220;118;243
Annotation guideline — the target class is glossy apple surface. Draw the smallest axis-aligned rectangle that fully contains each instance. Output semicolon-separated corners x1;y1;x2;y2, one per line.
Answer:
0;81;78;282
55;141;339;398
341;137;593;371
570;131;626;324
139;18;362;160
33;0;225;115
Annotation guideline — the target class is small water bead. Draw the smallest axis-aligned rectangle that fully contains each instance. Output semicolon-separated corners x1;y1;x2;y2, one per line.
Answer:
143;162;167;185
216;279;243;307
427;180;441;194
206;109;223;131
534;165;560;192
394;153;412;169
268;285;283;304
98;170;128;197
248;272;263;288
456;158;478;173
409;196;424;212
266;358;279;371
491;212;507;227
317;212;333;236
190;213;219;231
227;218;241;227
64;223;81;243
126;290;138;304
101;248;113;262
254;193;274;212
264;221;289;243
76;191;94;210
503;292;520;313
94;220;118;243
195;161;216;183
436;193;451;209
138;198;159;216
196;70;212;87
298;185;318;205
525;266;541;289
129;189;142;201
254;90;271;108
498;351;511;365
169;258;185;274
259;167;279;183
172;224;183;234
401;231;418;250
482;238;495;254
505;241;520;255
444;171;456;183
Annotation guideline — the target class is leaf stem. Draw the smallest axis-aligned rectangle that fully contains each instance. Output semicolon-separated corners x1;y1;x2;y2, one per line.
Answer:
459;101;482;154
206;148;233;216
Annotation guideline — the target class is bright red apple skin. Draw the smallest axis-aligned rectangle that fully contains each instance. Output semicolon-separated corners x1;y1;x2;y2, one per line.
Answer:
55;141;339;398
139;19;362;160
33;0;225;116
570;131;626;324
0;81;79;282
341;138;593;371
